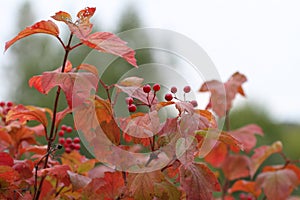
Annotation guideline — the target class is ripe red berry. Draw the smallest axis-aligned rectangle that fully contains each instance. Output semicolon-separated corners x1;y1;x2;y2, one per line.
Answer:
190;100;198;107
128;104;137;112
58;138;65;145
6;102;13;107
143;84;151;93
183;86;191;93
74;143;81;150
58;130;64;137
65;147;71;154
164;93;173;101
152;83;160;92
125;97;134;105
0;102;5;107
73;137;80;144
66;126;73;133
66;137;72;144
61;125;68;131
170;86;177;94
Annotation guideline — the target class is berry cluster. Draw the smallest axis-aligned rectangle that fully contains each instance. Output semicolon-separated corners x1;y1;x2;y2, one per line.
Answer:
0;101;14;122
57;124;81;153
125;83;162;113
164;86;198;107
239;193;255;200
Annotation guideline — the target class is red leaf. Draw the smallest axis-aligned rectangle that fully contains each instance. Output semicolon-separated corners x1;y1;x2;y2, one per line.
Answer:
250;141;283;177
6;105;52;128
55;107;72;128
39;164;71;186
256;168;298;200
13;160;34;179
0;152;14;166
179;163;221;200
77;7;96;20
19;145;48;156
229;180;261;198
82;32;138;67
128;170;180;200
96;171;125;199
222;154;251;180
199;72;247;117
229;124;263;152
5;20;59;52
51;11;72;23
31;71;98;108
204;142;228;168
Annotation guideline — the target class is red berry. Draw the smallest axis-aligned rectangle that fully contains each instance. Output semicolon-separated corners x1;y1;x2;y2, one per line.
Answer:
65;147;71;154
0;102;5;107
73;137;80;144
183;86;191;93
58;138;65;145
6;102;13;107
66;126;73;133
58;130;64;137
190;100;198;107
170;86;177;94
74;143;81;150
164;93;173;101
143;84;151;93
128;104;137;112
70;143;75;150
125;97;134;105
61;125;67;131
66;137;72;144
152;83;160;92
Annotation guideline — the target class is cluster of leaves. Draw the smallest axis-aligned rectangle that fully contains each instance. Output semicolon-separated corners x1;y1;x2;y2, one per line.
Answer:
1;7;300;200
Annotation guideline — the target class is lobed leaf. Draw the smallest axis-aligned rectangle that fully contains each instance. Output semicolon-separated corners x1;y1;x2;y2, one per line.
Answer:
4;20;59;52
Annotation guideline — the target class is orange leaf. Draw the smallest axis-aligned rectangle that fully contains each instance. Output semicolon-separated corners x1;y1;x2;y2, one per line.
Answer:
229;180;261;198
256;168;298;200
5;20;59;52
77;63;99;77
6;104;52;128
250;141;283;177
67;171;91;191
77;7;96;20
51;11;72;23
96;171;125;199
204;142;228;168
39;165;71;186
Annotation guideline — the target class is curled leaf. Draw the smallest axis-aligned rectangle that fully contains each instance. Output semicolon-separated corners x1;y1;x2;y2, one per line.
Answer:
5;20;59;52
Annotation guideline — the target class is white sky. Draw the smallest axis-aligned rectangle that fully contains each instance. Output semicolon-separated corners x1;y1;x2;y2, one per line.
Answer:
1;0;300;123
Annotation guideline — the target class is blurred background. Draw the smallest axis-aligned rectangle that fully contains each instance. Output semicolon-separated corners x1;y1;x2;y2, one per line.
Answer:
0;1;299;159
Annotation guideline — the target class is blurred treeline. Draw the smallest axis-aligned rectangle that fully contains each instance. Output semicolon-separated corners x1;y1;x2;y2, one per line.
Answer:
5;2;299;162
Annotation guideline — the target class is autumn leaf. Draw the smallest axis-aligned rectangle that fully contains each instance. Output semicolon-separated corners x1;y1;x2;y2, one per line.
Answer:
4;20;59;52
179;163;221;200
76;63;99;77
250;141;283;177
82;32;138;67
256;168;298;200
199;72;247;117
0;152;14;166
39;164;71;186
6;104;52;128
229;124;263;152
51;11;72;23
95;171;125;199
127;170;180;200
30;71;98;108
229;180;261;198
204;142;228;168
222;154;251;180
119;76;144;87
13;160;34;179
67;171;91;191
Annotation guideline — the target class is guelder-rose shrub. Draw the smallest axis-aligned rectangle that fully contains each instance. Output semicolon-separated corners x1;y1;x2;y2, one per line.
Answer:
0;7;299;200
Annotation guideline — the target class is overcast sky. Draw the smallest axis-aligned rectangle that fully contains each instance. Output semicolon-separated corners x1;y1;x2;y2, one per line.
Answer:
1;0;300;123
